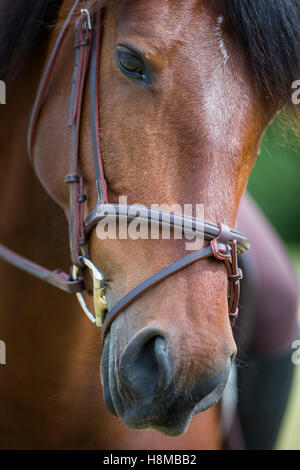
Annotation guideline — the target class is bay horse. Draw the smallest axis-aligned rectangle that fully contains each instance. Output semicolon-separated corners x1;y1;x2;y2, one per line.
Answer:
0;0;299;449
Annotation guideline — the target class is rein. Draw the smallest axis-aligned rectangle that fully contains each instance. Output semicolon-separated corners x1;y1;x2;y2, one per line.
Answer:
0;0;250;339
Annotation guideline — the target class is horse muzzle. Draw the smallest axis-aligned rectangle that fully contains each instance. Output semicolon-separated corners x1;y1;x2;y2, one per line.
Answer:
101;326;233;436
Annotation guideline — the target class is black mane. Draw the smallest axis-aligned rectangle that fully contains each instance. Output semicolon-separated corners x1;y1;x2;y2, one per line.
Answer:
0;0;61;79
224;0;300;106
0;0;300;107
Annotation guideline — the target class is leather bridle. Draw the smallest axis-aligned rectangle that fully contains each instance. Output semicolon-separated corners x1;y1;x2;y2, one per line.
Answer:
0;0;250;339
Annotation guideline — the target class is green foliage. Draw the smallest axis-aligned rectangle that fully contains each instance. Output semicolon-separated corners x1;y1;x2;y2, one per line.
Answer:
247;115;300;243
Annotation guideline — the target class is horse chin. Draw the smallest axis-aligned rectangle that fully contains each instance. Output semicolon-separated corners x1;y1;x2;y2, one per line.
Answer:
192;378;229;415
101;332;231;436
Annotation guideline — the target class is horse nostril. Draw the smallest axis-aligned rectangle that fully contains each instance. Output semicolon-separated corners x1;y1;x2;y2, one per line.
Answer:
119;328;173;400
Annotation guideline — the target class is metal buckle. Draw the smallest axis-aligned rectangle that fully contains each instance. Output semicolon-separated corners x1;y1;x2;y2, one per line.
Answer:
72;257;107;327
210;239;232;261
80;9;92;31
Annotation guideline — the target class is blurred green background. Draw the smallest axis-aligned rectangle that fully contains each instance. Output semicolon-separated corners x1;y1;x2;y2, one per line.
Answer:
248;114;300;244
246;114;300;450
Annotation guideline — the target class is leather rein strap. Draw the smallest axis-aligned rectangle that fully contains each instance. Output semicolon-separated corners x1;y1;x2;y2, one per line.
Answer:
0;244;83;294
0;1;250;336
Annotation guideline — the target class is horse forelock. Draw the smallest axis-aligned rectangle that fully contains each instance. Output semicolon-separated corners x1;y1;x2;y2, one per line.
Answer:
223;0;300;107
0;0;63;80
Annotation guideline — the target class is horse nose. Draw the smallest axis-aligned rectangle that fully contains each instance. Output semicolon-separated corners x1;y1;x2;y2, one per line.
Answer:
119;327;173;399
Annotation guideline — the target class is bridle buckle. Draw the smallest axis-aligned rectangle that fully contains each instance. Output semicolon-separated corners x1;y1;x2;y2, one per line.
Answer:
80;8;92;31
210;239;231;261
72;257;107;327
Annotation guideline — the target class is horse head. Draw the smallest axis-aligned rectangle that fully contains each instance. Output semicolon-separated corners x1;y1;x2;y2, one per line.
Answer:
30;0;289;435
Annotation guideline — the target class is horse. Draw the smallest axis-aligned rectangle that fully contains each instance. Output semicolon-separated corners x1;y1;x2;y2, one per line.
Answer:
0;0;299;450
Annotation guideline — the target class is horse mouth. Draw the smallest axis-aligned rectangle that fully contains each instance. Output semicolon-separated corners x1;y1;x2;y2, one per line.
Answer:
101;334;231;435
122;379;228;437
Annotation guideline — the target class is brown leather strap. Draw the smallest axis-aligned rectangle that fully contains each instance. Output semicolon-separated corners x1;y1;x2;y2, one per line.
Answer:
101;245;214;339
101;238;241;339
66;14;92;267
0;244;83;294
90;11;108;204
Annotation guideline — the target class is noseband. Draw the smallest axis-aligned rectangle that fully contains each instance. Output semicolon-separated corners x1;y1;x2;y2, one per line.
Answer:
0;0;250;339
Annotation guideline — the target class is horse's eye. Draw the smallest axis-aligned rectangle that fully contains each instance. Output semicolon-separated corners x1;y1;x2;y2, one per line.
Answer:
116;47;146;79
119;52;143;73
